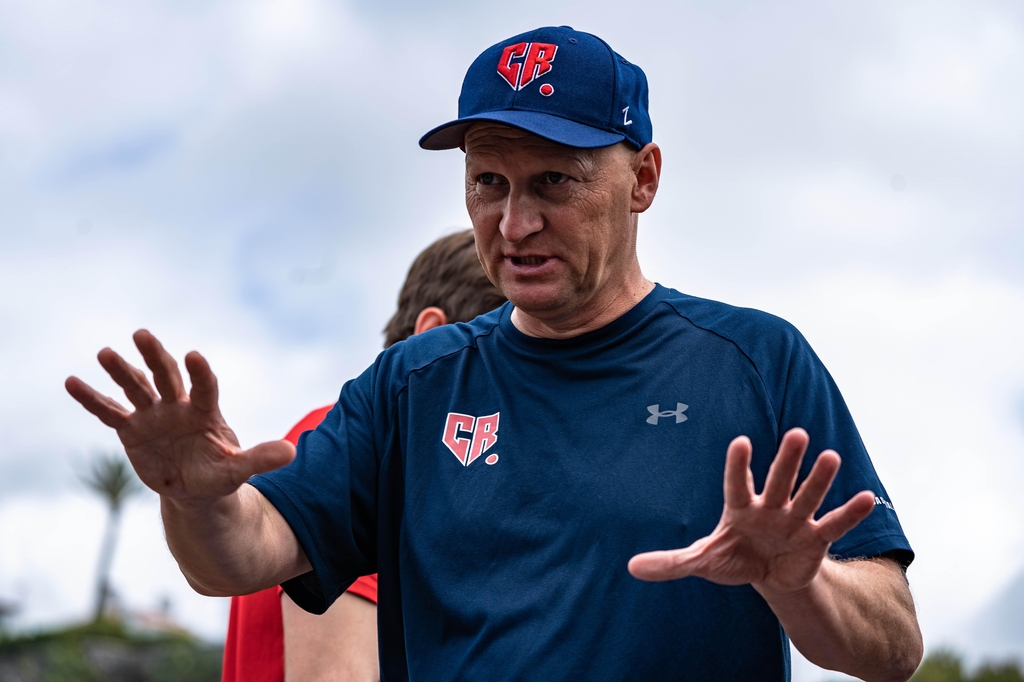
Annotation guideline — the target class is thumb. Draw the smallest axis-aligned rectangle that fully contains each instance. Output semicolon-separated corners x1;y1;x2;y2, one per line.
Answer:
239;439;297;479
628;541;706;582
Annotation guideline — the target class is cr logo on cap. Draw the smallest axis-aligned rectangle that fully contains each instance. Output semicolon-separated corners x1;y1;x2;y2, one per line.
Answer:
497;42;557;91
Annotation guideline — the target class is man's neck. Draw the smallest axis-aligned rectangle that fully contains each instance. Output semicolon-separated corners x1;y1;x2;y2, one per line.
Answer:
511;276;656;340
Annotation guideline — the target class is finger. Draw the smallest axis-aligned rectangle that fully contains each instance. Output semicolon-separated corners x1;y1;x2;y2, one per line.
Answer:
627;538;711;582
185;351;219;412
97;347;157;410
235;440;297;482
815;491;875;544
790;450;840;519
65;376;132;429
762;428;809;508
723;436;754;508
134;329;186;403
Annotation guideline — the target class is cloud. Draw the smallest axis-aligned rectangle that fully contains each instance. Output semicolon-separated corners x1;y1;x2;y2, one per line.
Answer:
0;492;228;640
53;128;178;184
0;2;1022;677
746;271;1024;641
969;569;1024;662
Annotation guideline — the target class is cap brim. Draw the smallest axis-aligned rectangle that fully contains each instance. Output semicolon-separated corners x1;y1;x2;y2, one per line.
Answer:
419;110;625;150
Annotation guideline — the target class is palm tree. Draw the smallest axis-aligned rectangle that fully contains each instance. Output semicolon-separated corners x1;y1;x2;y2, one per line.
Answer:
81;452;142;623
0;597;17;631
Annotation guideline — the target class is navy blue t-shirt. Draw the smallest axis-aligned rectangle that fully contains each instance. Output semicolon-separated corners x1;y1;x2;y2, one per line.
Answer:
251;284;912;681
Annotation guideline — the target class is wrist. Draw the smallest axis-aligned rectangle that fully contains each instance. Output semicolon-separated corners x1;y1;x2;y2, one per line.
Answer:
753;558;835;607
161;489;241;515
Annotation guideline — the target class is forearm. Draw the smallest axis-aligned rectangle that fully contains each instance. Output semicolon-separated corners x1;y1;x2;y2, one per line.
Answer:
758;557;922;682
162;483;310;596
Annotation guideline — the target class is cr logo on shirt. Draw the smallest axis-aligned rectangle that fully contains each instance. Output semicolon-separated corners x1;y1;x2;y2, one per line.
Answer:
442;412;500;466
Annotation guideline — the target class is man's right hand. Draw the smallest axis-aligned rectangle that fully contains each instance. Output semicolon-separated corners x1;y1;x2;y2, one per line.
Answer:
66;329;296;503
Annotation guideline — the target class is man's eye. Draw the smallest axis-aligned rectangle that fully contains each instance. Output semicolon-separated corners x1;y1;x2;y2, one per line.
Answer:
478;173;497;185
543;172;567;184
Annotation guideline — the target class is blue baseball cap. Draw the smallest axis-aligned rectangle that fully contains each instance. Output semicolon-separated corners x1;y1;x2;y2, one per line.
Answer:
419;26;652;151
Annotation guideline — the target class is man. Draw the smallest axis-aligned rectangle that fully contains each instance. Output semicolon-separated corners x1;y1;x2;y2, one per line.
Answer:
67;26;923;681
221;230;507;682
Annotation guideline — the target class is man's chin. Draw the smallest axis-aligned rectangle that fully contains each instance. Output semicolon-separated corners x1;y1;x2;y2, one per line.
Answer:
502;284;573;318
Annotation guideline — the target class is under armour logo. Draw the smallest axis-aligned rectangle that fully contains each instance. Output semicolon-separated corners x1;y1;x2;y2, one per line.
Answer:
646;403;688;424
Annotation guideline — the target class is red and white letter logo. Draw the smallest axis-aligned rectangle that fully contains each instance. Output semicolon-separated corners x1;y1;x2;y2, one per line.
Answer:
442;412;500;466
497;42;557;91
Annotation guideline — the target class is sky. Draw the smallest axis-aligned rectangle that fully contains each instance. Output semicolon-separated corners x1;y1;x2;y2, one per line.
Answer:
0;0;1022;679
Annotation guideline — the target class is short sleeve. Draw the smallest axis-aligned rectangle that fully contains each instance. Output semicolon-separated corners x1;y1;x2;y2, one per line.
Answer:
249;364;381;614
768;324;914;567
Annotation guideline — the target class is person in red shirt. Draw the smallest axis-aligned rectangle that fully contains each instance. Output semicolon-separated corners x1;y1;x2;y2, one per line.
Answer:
222;229;507;681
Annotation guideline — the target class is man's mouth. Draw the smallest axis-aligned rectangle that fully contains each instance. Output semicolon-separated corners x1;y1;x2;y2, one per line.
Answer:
511;256;548;266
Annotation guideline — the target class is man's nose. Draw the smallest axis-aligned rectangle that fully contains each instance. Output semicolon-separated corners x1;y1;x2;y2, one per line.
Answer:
499;188;544;243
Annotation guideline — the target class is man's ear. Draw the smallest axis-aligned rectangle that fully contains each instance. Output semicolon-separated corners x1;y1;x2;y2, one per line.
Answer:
630;142;661;214
413;307;448;335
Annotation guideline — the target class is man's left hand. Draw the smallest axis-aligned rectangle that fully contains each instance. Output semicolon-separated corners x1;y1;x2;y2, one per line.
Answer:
628;428;876;598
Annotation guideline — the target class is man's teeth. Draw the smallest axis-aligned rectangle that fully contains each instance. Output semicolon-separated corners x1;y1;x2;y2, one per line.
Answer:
515;257;546;265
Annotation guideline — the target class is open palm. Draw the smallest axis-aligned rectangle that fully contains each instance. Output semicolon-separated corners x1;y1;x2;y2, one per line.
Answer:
628;429;876;597
66;330;295;502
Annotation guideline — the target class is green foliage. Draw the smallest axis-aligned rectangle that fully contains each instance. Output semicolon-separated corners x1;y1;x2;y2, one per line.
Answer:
974;662;1024;682
40;640;98;682
911;649;1024;682
912;649;966;682
150;639;222;682
0;620;222;682
79;453;142;513
1;618;139;650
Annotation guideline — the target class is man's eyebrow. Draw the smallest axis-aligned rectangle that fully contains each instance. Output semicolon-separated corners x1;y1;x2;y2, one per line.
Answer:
463;139;605;182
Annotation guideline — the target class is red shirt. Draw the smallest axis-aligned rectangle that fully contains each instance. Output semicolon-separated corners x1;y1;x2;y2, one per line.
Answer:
221;406;378;682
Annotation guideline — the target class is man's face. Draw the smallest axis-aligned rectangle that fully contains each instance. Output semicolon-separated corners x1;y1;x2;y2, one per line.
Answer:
464;123;640;325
